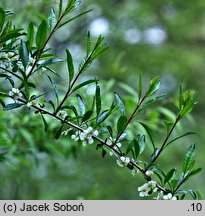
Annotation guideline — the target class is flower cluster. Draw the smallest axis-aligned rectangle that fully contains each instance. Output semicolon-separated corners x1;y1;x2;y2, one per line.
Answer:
8;88;23;102
138;180;157;197
69;127;99;146
57;110;68;119
116;156;130;167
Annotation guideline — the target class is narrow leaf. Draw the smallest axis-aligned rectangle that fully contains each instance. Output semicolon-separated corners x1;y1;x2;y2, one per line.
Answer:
47;75;59;105
86;31;91;57
66;49;74;86
3;103;23;111
133;139;140;159
164;168;177;184
138;73;142;100
166;132;196;147
114;92;125;115
82;110;93;122
96;85;101;117
97;110;109;125
36;20;47;51
150;148;159;162
48;8;57;32
58;0;63;18
117;115;127;135
77;94;85;115
139;121;155;150
183;144;196;174
0;8;5;32
146;77;161;97
187;168;202;178
102;149;106;158
55;124;64;139
27;22;34;51
20;40;29;69
71;79;97;93
41;113;48;132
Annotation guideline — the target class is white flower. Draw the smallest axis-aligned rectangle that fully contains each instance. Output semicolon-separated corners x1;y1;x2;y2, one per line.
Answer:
145;170;154;176
163;193;177;200
71;131;81;141
146;180;157;190
138;181;157;197
83;126;99;136
117;156;130;167
138;184;149;197
57;110;68;119
78;127;99;146
27;99;39;107
9;88;23;101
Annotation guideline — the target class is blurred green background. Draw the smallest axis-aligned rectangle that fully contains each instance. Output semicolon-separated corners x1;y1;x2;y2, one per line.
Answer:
0;0;204;199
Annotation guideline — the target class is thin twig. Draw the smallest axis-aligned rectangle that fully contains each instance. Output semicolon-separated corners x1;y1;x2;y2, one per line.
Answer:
2;92;167;193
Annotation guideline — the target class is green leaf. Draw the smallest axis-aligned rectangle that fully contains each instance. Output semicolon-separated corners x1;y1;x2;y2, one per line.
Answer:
179;90;196;118
106;125;113;137
170;179;178;191
146;77;161;97
86;31;91;57
164;168;177;184
41;113;48;132
0;8;5;32
82;110;93;122
19;40;29;69
183;144;196;174
166;132;196;147
133;139;140;159
136;134;145;155
195;191;203;200
71;79;97;93
58;0;63;18
27;22;34;51
150;148;159;162
97;110;109;125
126;139;140;159
138;73;142;100
3;103;23;111
117;115;127;135
77;94;85;115
138;121;155;150
37;58;63;70
95;85;101;117
36;20;47;51
0;29;25;44
55;124;64;139
66;49;74;86
114;92;125;115
187;168;202;178
102;149;106;158
58;10;92;29
47;75;59;105
48;8;57;32
188;190;197;200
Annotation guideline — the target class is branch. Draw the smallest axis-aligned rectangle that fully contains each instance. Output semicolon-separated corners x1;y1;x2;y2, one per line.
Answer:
1;92;167;193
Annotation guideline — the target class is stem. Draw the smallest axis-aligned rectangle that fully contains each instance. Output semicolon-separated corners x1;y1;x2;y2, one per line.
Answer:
114;95;147;145
146;116;180;170
26;11;66;79
173;176;187;194
54;52;94;114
